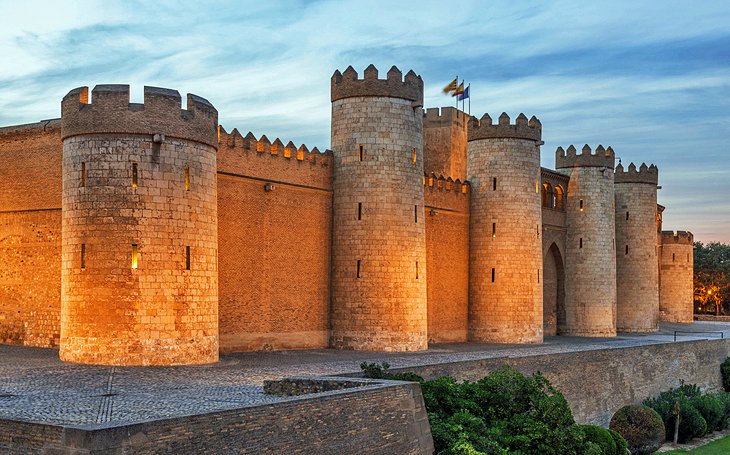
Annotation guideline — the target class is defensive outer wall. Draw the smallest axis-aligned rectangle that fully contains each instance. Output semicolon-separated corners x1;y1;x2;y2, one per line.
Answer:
1;338;728;454
0;64;695;365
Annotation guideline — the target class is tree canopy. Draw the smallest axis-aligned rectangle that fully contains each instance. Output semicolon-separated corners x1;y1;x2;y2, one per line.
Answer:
694;242;730;315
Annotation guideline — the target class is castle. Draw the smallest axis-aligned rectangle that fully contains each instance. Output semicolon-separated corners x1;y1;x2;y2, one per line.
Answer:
0;65;694;365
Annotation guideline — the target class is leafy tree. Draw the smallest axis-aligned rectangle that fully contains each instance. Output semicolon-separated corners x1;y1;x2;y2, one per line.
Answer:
694;242;730;315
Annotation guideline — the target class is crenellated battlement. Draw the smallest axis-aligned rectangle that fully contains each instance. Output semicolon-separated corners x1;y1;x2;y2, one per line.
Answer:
423;107;468;127
467;112;542;142
61;85;218;148
661;230;694;245
555;144;615;169
218;127;332;166
614;162;658;185
331;64;423;103
424;173;469;194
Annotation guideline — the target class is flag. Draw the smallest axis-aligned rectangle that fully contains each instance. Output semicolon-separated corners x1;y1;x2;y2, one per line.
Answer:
457;85;470;101
442;78;457;94
453;82;464;97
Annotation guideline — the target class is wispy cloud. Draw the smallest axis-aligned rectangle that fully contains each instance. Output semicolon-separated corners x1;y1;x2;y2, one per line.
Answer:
0;0;728;241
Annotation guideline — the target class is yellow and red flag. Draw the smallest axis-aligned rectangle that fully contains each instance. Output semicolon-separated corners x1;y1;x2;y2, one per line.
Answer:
442;78;458;94
453;82;465;97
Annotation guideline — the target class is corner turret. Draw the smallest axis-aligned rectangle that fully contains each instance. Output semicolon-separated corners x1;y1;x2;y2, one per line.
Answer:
61;85;218;148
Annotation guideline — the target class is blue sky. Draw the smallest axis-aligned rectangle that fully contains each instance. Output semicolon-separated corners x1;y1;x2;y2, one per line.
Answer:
1;0;728;242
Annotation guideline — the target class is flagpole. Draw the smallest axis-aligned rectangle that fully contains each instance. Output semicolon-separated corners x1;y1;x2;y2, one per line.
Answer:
468;84;471;117
454;76;458;116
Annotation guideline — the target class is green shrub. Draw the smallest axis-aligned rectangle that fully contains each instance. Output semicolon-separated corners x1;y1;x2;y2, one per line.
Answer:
359;361;424;382
577;425;617;455
721;357;730;392
607;428;628;455
423;367;585;455
360;361;390;378
713;391;730;429
675;401;708;442
691;393;725;432
609;404;665;455
644;389;709;443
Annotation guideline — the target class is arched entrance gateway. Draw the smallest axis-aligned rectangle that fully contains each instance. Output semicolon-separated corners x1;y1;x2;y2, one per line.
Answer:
543;242;566;336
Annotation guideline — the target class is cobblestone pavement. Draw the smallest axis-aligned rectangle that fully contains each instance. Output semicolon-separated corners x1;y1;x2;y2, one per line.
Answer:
0;321;727;427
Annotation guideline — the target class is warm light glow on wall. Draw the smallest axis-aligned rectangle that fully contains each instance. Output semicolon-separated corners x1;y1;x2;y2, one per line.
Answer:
132;162;138;188
185;164;190;191
131;244;139;269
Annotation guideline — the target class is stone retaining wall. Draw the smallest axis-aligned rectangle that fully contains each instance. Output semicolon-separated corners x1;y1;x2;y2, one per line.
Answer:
387;338;730;426
0;380;434;455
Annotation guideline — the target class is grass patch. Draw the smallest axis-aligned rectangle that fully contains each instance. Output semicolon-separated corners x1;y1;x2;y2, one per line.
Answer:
660;434;730;454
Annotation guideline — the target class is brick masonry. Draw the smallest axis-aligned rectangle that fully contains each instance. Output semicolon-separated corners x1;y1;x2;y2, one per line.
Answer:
216;129;332;351
556;145;617;336
424;177;470;343
615;164;660;332
423;107;468;181
386;338;730;426
59;85;219;366
330;70;428;351
0;64;696;358
660;231;695;323
467;116;544;343
0;380;434;455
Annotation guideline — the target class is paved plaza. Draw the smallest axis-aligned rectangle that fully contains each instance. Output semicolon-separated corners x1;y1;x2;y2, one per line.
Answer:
1;322;728;428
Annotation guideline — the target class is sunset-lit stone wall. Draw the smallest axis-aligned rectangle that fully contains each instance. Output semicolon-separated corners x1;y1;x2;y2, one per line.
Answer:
423;107;468;181
615;163;660;332
330;65;428;351
659;231;694;323
541;168;569;336
467;113;544;343
556;145;617;336
0;122;62;347
216;128;332;351
424;176;470;343
59;85;219;366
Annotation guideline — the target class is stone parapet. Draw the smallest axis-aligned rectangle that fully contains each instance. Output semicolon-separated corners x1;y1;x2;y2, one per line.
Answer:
331;64;423;103
661;230;694;245
468;112;542;142
615;162;659;185
556;144;615;169
61;85;218;148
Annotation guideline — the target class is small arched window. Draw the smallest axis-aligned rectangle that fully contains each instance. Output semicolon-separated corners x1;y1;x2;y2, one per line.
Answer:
554;185;565;211
541;183;554;208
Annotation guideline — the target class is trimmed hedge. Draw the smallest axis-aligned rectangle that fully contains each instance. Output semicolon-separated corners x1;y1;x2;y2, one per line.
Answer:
609;404;665;455
577;424;618;455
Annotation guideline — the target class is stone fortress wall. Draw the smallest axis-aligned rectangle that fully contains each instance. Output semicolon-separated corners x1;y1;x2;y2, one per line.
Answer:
59;85;219;365
467;113;544;343
556;145;618;336
0;64;695;365
660;231;695;322
614;163;660;332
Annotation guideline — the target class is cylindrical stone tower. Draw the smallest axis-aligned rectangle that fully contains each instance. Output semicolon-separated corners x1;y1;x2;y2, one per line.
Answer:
555;145;616;336
467;112;544;343
614;162;659;332
330;64;427;351
60;85;219;365
659;231;694;322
